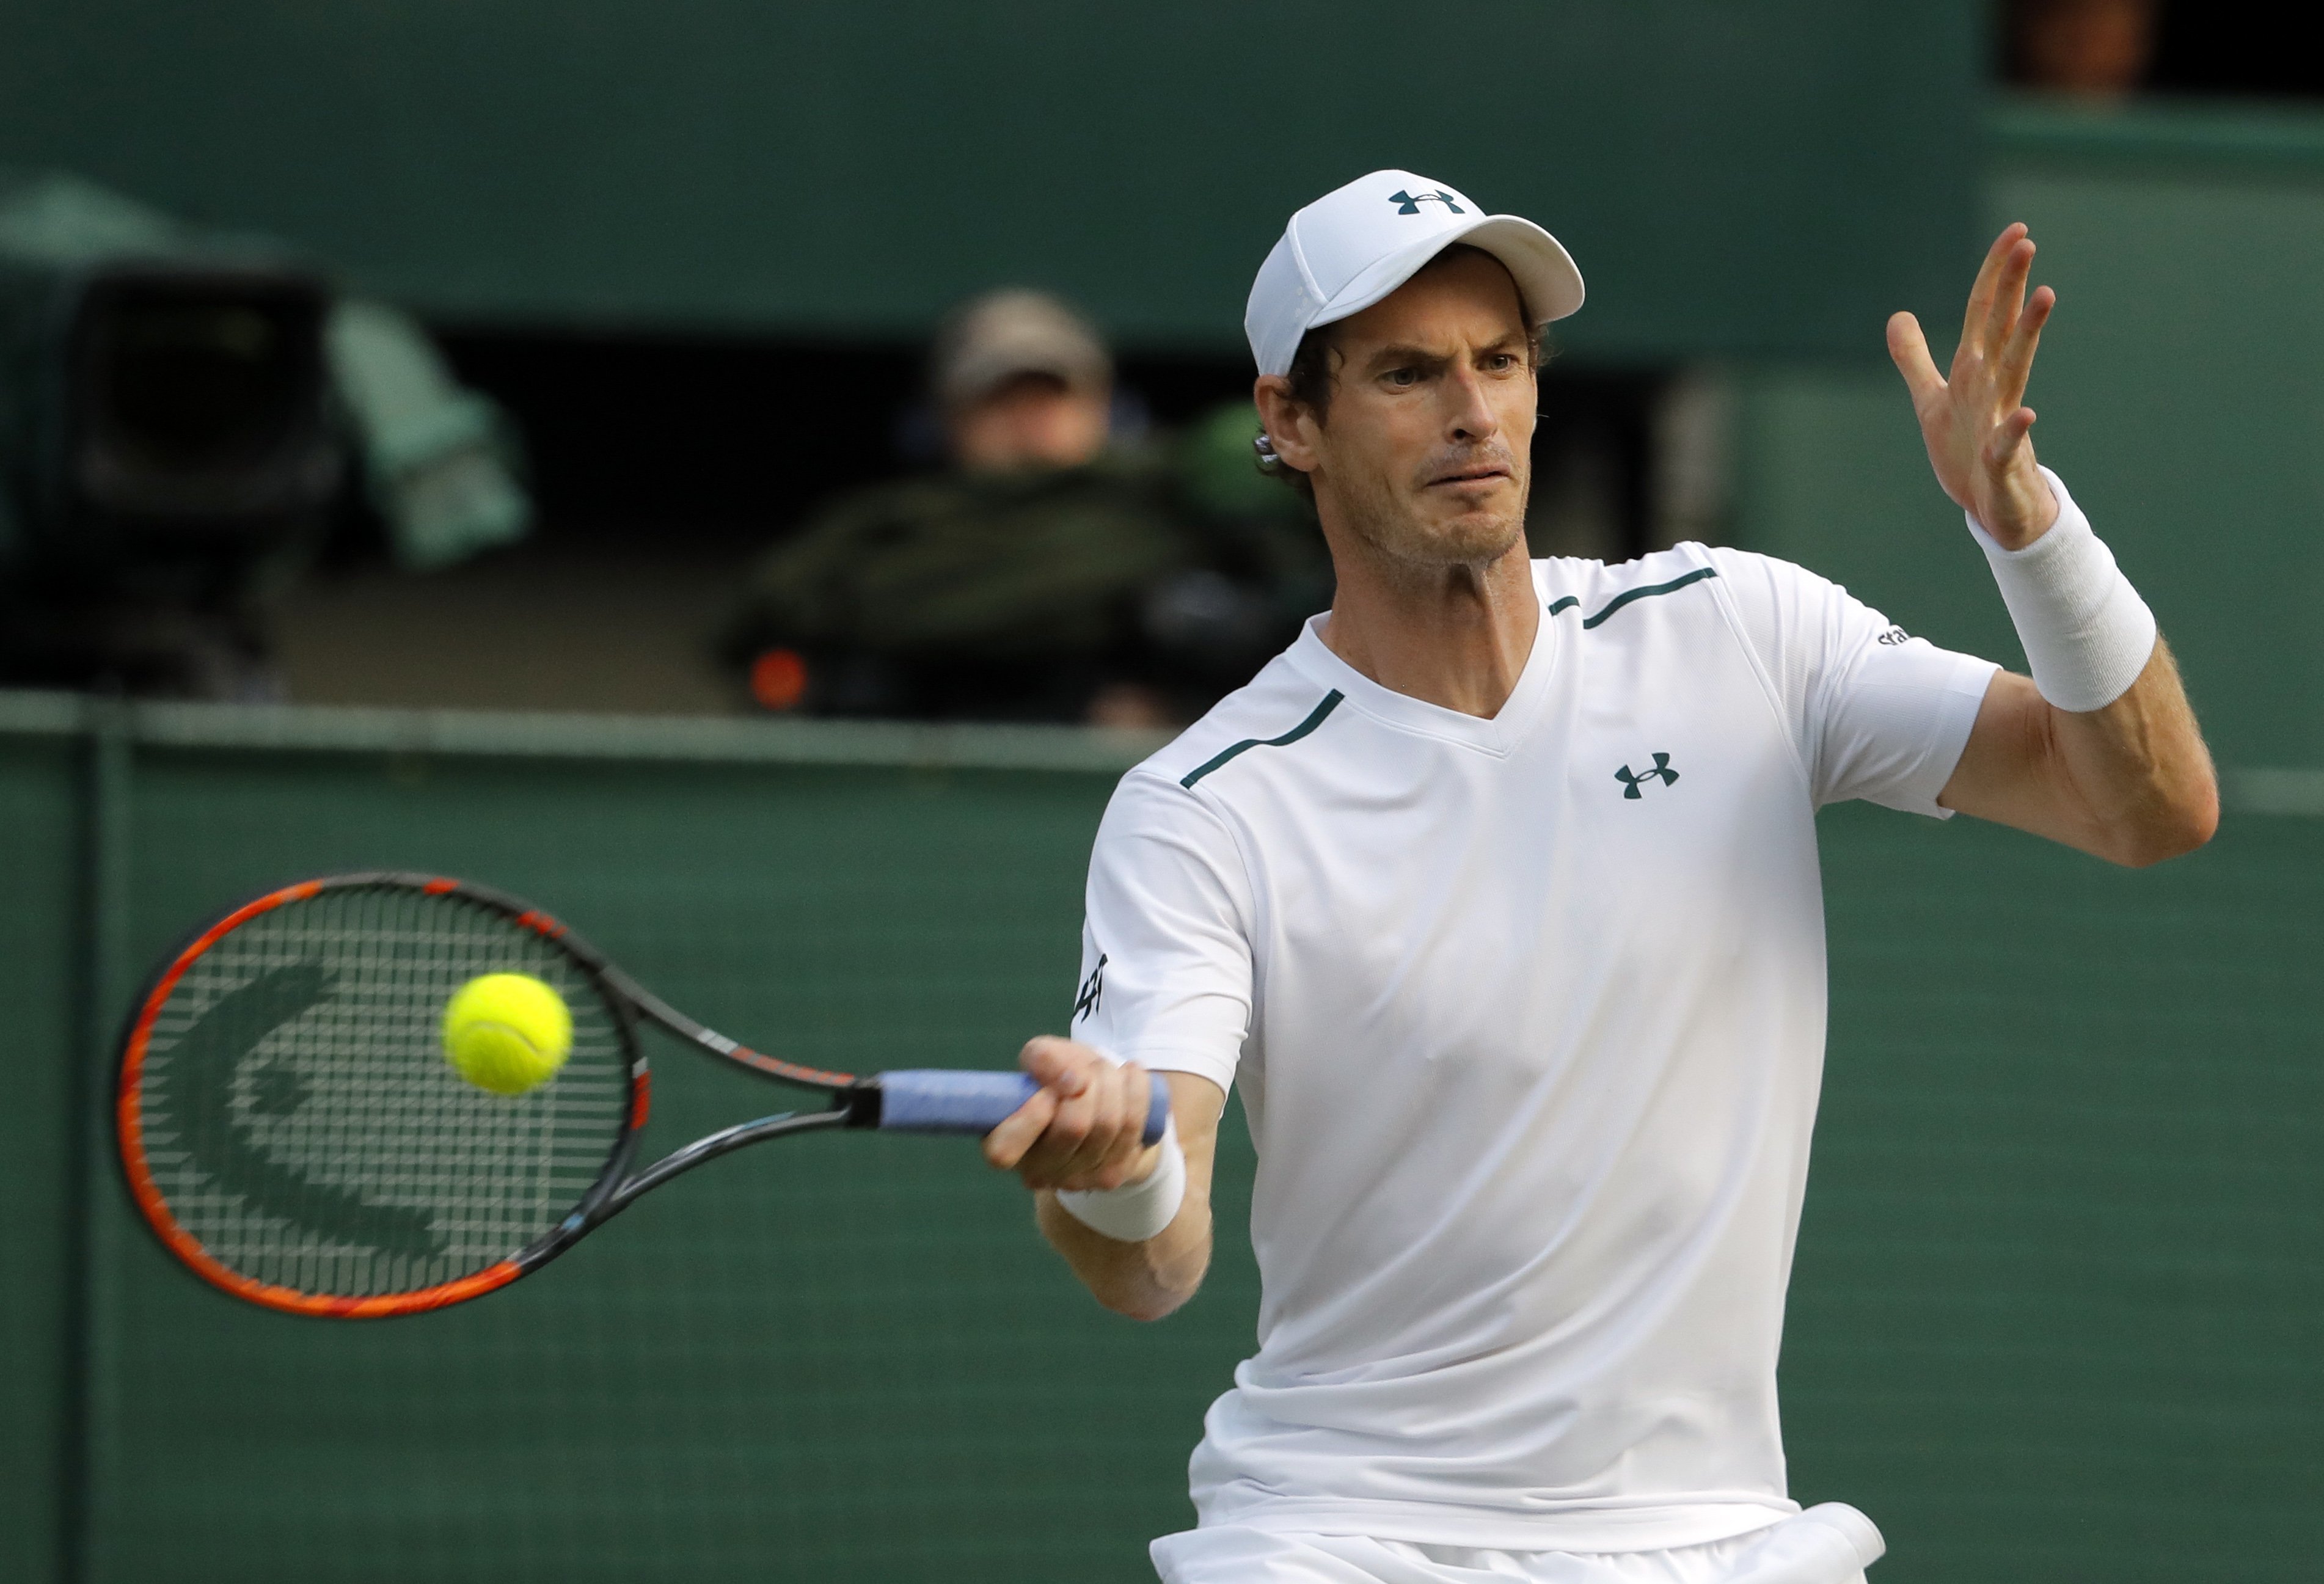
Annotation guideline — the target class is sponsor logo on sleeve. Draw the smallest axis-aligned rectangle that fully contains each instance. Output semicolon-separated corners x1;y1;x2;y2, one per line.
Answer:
1073;953;1108;1023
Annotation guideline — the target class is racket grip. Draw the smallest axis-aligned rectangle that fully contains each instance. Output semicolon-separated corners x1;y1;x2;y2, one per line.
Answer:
875;1069;1171;1144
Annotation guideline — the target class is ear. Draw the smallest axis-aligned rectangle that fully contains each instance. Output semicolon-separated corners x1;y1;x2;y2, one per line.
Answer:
1253;375;1321;477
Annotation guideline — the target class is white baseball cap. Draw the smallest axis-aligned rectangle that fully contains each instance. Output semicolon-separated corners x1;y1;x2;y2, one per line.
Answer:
1244;169;1585;377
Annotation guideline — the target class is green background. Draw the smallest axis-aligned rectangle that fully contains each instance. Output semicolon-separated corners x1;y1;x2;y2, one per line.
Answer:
2;697;2316;1583
0;1;1978;357
1738;98;2324;772
2;21;2322;1579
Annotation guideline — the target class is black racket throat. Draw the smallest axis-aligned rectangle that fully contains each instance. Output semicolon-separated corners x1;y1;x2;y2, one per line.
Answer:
577;1087;890;1228
519;1108;852;1274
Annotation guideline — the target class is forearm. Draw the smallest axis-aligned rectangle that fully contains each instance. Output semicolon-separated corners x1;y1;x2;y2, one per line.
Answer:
1001;1065;1227;1321
1036;1185;1213;1322
1939;463;2217;863
2051;638;2217;862
1946;643;2217;865
1896;228;2217;863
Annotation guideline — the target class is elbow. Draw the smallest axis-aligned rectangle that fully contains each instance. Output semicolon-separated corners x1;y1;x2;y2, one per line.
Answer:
1094;1249;1209;1323
1102;1287;1194;1324
1095;1261;1205;1323
2104;779;2220;868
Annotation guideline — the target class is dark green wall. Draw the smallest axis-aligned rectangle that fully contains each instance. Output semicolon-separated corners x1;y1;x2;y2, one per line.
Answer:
1787;803;2321;1582
1736;98;2324;769
0;731;79;1583
3;695;2316;1583
0;1;1979;357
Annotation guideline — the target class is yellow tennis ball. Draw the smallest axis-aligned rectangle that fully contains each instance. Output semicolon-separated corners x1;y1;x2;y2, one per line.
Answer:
441;973;572;1097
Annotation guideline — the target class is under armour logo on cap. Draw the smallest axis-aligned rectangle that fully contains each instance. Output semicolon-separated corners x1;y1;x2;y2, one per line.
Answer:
1387;188;1466;216
1243;169;1586;378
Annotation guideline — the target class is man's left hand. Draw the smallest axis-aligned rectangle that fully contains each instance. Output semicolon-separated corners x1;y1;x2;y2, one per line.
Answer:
1887;222;2059;550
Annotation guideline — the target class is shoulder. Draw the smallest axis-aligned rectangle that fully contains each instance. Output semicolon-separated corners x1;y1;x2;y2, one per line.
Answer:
1532;542;1738;629
1091;731;1265;899
1535;545;1861;646
1695;546;1847;608
1690;547;1895;662
1121;650;1341;801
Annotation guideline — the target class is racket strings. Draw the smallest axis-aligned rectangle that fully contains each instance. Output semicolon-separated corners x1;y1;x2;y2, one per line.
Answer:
133;885;630;1298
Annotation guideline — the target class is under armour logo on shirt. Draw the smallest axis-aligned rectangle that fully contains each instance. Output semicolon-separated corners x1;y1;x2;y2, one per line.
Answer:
1615;754;1679;798
1387;188;1465;216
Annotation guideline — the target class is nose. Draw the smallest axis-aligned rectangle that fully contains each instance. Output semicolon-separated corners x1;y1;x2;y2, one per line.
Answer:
1443;364;1499;443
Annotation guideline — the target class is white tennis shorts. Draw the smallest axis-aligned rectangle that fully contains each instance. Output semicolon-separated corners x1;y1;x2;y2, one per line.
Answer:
1151;1503;1884;1584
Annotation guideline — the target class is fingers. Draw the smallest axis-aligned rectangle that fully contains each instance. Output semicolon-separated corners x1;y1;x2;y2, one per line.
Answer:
1886;312;1945;407
981;1082;1057;1170
1984;406;2037;472
1938;227;2053;411
989;1038;1155;1191
1982;236;2033;352
1961;223;2029;351
1053;1060;1154;1189
984;1035;1091;1170
1018;1034;1094;1097
1995;283;2055;406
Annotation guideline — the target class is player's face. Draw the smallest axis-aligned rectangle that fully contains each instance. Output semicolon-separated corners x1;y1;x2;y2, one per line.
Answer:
1306;252;1536;571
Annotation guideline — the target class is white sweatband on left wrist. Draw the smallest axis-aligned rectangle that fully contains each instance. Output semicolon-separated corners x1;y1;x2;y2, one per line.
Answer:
1967;467;2157;712
1054;1119;1185;1244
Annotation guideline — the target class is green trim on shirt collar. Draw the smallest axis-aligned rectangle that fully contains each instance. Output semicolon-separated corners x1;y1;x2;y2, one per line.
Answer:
1178;568;1714;790
1577;566;1718;630
1181;691;1345;789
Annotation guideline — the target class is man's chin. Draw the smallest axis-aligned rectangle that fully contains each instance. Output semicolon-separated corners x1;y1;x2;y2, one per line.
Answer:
1329;475;1530;572
1400;508;1527;567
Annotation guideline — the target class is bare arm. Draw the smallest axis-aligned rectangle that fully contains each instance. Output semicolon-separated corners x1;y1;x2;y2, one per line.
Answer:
1891;224;2218;865
1033;1071;1223;1321
1939;648;2216;866
982;1037;1226;1322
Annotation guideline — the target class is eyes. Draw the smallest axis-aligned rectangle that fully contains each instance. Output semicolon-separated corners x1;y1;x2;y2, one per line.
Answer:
1378;351;1526;389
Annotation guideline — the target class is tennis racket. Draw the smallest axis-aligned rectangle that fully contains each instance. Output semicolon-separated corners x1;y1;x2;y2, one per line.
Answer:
114;871;1166;1319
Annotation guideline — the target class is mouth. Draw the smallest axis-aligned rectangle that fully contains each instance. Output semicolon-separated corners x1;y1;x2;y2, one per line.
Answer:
1427;465;1511;489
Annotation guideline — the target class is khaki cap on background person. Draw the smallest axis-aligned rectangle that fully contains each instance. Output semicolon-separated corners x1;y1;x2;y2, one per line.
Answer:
1244;169;1586;376
931;289;1113;411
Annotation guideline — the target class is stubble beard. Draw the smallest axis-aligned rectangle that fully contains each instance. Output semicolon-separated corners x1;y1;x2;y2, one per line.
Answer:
1331;440;1532;590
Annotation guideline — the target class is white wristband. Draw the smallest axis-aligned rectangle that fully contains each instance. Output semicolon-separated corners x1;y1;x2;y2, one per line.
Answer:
1967;467;2157;712
1054;1120;1185;1244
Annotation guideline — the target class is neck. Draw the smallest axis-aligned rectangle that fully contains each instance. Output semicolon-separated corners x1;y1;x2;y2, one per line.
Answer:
1315;528;1540;720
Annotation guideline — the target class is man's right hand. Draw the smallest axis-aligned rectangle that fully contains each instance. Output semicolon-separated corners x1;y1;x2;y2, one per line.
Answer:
1886;222;2060;550
981;1035;1160;1193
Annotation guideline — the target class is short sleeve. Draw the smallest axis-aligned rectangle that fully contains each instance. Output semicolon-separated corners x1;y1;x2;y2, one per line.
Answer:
1708;548;2000;817
1070;770;1254;1094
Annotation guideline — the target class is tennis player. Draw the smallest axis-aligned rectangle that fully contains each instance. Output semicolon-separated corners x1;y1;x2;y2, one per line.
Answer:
984;170;2216;1584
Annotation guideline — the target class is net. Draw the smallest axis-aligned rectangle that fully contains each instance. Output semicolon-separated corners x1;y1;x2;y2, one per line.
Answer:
126;883;631;1299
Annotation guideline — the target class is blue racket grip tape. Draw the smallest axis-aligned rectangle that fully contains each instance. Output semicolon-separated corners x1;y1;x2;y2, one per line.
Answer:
875;1069;1171;1144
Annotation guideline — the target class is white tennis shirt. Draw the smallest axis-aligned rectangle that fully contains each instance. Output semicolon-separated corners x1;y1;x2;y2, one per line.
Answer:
1073;544;1998;1552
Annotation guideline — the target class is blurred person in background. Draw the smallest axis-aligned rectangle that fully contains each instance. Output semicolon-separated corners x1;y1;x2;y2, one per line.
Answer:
721;288;1327;726
2006;0;2158;99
